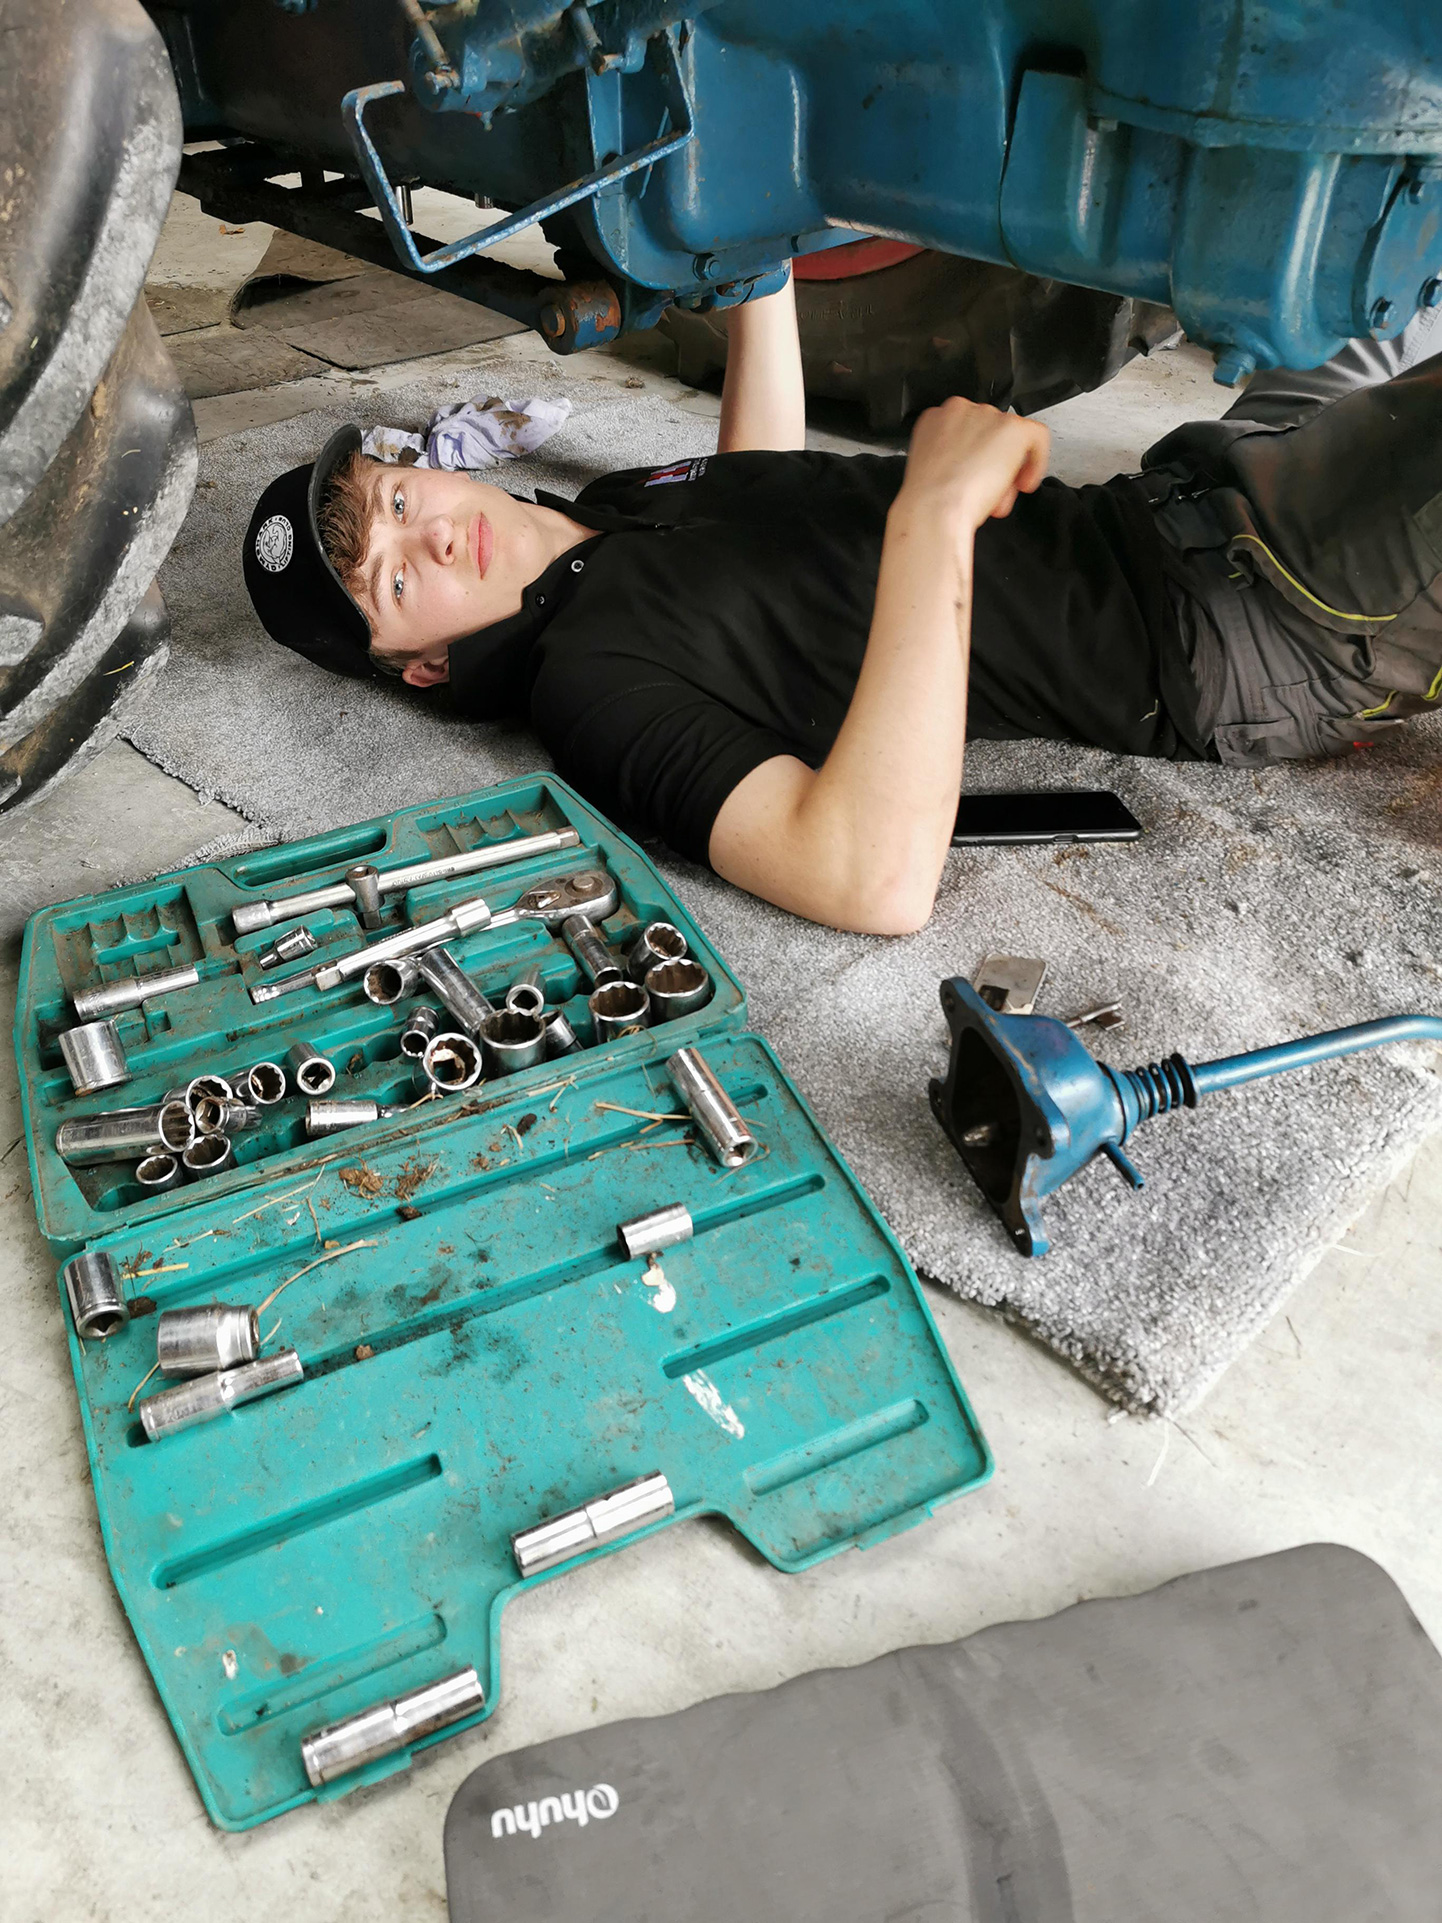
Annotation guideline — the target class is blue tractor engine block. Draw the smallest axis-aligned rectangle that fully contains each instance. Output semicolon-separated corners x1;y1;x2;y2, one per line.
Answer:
145;0;1442;378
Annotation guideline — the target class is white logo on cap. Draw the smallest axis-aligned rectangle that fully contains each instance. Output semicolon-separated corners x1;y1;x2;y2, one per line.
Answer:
255;514;294;573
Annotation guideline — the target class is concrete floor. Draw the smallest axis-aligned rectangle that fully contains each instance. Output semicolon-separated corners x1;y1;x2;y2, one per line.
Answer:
4;193;1441;1920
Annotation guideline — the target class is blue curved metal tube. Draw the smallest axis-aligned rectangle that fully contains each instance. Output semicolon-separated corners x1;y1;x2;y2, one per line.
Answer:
1192;1015;1442;1097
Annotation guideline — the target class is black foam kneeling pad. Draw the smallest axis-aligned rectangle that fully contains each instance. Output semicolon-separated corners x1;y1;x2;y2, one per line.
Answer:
446;1544;1442;1921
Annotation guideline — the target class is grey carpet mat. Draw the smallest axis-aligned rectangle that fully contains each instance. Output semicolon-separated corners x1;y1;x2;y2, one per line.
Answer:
119;363;1442;1414
443;1544;1442;1923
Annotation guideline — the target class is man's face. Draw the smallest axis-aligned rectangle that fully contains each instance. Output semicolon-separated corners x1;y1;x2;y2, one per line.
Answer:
352;463;554;687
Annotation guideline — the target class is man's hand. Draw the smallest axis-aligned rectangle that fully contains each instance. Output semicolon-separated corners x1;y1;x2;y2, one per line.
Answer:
895;396;1050;545
708;395;1051;934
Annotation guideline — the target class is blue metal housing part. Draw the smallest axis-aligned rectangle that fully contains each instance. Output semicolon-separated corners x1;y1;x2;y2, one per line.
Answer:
149;0;1442;374
931;979;1442;1257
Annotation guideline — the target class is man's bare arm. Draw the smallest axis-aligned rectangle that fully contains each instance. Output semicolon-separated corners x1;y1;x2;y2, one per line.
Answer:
707;399;1050;935
717;272;806;453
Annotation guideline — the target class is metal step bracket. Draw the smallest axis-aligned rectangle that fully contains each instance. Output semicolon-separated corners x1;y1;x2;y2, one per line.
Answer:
341;27;694;280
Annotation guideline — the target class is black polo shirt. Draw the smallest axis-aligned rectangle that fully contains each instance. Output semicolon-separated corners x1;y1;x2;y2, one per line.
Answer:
446;451;1204;864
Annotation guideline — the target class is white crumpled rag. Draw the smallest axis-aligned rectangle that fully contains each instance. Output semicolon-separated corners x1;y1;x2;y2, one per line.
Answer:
361;394;572;470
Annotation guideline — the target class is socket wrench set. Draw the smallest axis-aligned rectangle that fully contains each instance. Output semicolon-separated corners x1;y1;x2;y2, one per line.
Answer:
15;774;991;1829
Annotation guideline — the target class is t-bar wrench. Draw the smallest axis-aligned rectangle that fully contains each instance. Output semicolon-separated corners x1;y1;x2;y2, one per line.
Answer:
249;869;620;1003
231;826;582;935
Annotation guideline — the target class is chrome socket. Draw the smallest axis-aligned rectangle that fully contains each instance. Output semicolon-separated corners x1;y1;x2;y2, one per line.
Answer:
72;962;201;1023
562;914;623;987
136;1152;184;1193
256;926;319;971
589;979;650;1045
233;1060;287;1106
627;921;687;982
182;1133;236;1180
480;1009;546;1077
139;1349;304;1441
158;1303;260;1376
62;1251;128;1340
617;1203;694;1260
415;945;495;1034
363;956;420;1006
420;1031;483;1092
195;1097;262;1136
300;1667;485;1788
55;1098;194;1166
59;1019;129;1096
543;1009;583;1058
184;1074;233;1110
304;1099;394;1136
347;862;385;930
667;1046;756;1169
644;957;712;1022
399;1004;442;1059
285;1040;336;1096
512;1471;674;1579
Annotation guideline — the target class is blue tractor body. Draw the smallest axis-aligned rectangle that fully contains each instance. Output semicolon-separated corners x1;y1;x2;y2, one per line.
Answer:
148;1;1442;377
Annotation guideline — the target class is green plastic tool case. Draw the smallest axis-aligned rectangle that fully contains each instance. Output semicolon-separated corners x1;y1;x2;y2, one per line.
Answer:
16;774;992;1830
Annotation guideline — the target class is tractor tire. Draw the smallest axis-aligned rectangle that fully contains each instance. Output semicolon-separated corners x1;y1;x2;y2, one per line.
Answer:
662;246;1180;433
0;0;194;815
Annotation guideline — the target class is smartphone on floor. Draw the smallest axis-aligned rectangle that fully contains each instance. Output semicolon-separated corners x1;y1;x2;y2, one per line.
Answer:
951;790;1143;847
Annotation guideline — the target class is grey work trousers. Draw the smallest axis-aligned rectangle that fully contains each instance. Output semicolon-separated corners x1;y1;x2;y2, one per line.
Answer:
1145;304;1442;764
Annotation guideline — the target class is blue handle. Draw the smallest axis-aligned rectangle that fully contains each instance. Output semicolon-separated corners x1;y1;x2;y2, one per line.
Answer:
1191;1014;1442;1097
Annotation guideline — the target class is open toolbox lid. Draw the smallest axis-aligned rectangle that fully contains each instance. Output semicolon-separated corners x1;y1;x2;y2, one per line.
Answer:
15;775;992;1830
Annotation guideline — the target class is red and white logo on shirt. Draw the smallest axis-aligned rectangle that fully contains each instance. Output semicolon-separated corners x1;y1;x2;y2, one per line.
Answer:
644;458;708;487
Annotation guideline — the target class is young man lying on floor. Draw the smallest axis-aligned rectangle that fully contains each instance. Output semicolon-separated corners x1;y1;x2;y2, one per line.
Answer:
244;275;1442;935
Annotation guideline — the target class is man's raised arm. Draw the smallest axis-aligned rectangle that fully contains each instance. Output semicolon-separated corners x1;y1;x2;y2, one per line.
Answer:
708;399;1050;935
717;272;806;453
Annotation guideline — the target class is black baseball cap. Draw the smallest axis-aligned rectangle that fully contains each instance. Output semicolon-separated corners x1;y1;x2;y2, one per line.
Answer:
242;425;375;678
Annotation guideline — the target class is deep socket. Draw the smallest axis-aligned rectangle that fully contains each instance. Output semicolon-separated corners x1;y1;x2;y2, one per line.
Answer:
562;914;623;987
72;962;201;1023
300;1668;484;1787
55;1100;194;1166
139;1350;304;1441
667;1046;756;1169
416;946;495;1034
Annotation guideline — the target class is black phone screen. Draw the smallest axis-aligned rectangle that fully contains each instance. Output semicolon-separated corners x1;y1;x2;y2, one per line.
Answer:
951;790;1143;846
